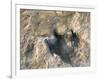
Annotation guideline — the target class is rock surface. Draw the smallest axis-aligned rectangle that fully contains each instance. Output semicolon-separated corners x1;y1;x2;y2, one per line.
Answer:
20;9;90;69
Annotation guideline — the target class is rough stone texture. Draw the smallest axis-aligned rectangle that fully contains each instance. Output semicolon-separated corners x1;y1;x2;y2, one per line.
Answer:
20;9;90;69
